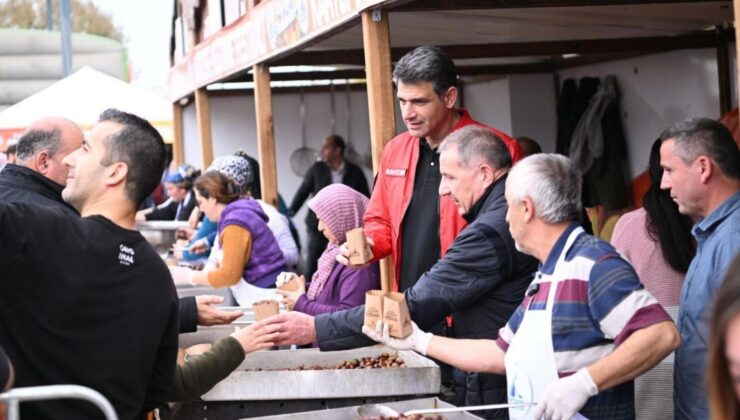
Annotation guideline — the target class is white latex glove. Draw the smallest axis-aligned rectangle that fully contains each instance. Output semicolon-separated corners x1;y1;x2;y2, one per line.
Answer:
361;320;433;356
275;271;298;288
169;266;196;286
534;368;597;420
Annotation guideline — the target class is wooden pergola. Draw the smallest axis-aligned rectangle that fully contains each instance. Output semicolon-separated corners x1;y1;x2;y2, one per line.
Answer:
168;0;736;290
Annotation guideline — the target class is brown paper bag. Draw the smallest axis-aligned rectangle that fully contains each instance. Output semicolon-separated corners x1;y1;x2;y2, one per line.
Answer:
364;290;385;330
347;227;373;265
253;299;279;321
278;277;300;292
383;291;413;338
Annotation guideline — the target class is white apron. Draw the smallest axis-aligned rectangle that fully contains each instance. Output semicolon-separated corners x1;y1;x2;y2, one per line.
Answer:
206;232;281;307
505;227;588;420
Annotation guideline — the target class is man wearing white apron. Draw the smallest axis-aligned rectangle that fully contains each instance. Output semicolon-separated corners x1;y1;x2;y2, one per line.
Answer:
364;154;680;420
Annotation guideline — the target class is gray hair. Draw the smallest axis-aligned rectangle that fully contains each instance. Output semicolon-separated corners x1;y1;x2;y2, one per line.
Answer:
439;125;512;170
392;45;457;98
506;154;582;224
660;117;739;180
15;128;61;163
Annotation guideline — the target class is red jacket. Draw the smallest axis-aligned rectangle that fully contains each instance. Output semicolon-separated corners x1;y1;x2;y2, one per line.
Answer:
364;109;523;290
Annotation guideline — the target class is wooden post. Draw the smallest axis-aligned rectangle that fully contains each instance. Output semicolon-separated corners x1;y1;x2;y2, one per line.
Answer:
362;9;396;292
716;25;732;115
171;103;185;166
194;88;214;170
253;63;278;208
735;0;740;118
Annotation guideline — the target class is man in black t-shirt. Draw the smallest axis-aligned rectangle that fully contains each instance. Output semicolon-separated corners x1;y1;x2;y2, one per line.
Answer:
0;109;179;420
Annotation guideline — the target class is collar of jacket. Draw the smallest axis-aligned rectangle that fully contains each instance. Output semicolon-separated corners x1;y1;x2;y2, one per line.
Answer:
463;174;506;223
2;163;66;196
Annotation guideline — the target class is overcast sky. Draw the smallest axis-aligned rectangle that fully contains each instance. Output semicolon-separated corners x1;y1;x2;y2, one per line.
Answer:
92;0;174;98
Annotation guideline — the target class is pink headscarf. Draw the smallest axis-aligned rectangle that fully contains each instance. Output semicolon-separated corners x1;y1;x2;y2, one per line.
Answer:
306;184;369;300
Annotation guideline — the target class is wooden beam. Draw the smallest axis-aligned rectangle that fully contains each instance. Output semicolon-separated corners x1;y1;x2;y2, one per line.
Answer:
171;103;185;166
194;88;214;170
274;31;724;66
392;0;724;11
253;63;279;207
362;9;396;293
716;25;732;115
735;0;740;118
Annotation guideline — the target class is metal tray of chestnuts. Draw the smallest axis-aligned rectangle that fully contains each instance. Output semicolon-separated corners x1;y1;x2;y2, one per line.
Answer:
201;345;441;401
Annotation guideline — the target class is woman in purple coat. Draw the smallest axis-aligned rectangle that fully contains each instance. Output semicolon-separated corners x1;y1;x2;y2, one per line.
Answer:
278;184;379;315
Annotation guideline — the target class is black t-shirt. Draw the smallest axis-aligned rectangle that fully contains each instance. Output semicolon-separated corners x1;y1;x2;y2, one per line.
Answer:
0;203;179;420
399;139;442;292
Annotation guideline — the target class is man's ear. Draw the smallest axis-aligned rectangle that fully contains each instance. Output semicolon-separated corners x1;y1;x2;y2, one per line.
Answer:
443;86;458;109
696;156;713;184
104;162;128;187
522;197;535;223
35;151;50;174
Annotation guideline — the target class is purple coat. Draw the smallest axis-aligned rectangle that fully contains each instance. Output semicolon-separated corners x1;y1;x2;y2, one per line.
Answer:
294;262;380;316
219;199;286;287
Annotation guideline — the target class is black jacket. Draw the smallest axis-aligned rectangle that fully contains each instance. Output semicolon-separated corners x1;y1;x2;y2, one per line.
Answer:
145;190;197;222
289;160;370;231
315;176;537;416
0;164;77;214
0;164;199;334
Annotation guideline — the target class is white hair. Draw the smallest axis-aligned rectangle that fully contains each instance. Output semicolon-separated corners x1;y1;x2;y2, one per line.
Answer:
507;154;582;224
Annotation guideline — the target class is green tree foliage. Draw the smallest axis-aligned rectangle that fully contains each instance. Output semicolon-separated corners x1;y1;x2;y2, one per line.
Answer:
0;0;123;41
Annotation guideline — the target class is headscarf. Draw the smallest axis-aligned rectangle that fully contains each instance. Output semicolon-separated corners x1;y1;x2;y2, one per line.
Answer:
166;163;199;185
306;184;369;300
207;155;254;195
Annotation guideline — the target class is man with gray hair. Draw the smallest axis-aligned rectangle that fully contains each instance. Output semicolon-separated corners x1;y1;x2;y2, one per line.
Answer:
365;153;680;420
659;117;740;420
261;125;537;418
0;116;83;214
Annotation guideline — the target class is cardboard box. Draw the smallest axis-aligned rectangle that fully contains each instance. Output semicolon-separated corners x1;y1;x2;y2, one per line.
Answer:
346;228;373;265
383;292;413;338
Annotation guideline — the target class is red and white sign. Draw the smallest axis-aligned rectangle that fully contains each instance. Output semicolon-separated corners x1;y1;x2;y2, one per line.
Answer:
169;0;386;101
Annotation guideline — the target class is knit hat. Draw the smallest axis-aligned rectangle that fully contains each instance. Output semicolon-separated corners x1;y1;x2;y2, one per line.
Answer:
207;155;254;195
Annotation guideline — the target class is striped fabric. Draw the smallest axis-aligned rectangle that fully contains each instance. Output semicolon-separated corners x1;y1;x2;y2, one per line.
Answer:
612;208;684;420
497;224;672;419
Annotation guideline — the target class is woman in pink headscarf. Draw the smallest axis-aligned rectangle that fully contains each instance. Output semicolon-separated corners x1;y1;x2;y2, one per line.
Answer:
277;184;379;315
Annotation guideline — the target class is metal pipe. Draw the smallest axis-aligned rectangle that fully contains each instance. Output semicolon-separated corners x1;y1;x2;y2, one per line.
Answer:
0;385;118;420
59;0;73;77
46;0;52;31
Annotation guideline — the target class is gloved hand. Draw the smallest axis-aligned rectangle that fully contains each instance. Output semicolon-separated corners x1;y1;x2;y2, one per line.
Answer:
361;320;433;355
534;368;597;420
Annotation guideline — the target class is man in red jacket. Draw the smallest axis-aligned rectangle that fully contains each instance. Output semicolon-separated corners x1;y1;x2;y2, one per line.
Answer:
339;45;523;292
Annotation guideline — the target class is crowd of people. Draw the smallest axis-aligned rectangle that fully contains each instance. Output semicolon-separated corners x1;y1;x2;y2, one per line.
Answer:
0;44;737;420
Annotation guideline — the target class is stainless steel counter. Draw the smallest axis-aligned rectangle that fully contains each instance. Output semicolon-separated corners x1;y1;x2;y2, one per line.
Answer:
248;397;483;420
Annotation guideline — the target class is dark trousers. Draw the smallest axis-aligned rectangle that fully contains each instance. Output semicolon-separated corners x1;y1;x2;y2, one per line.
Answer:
305;231;328;281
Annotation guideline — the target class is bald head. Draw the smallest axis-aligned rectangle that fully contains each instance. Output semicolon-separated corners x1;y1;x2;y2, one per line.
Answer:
16;117;84;186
